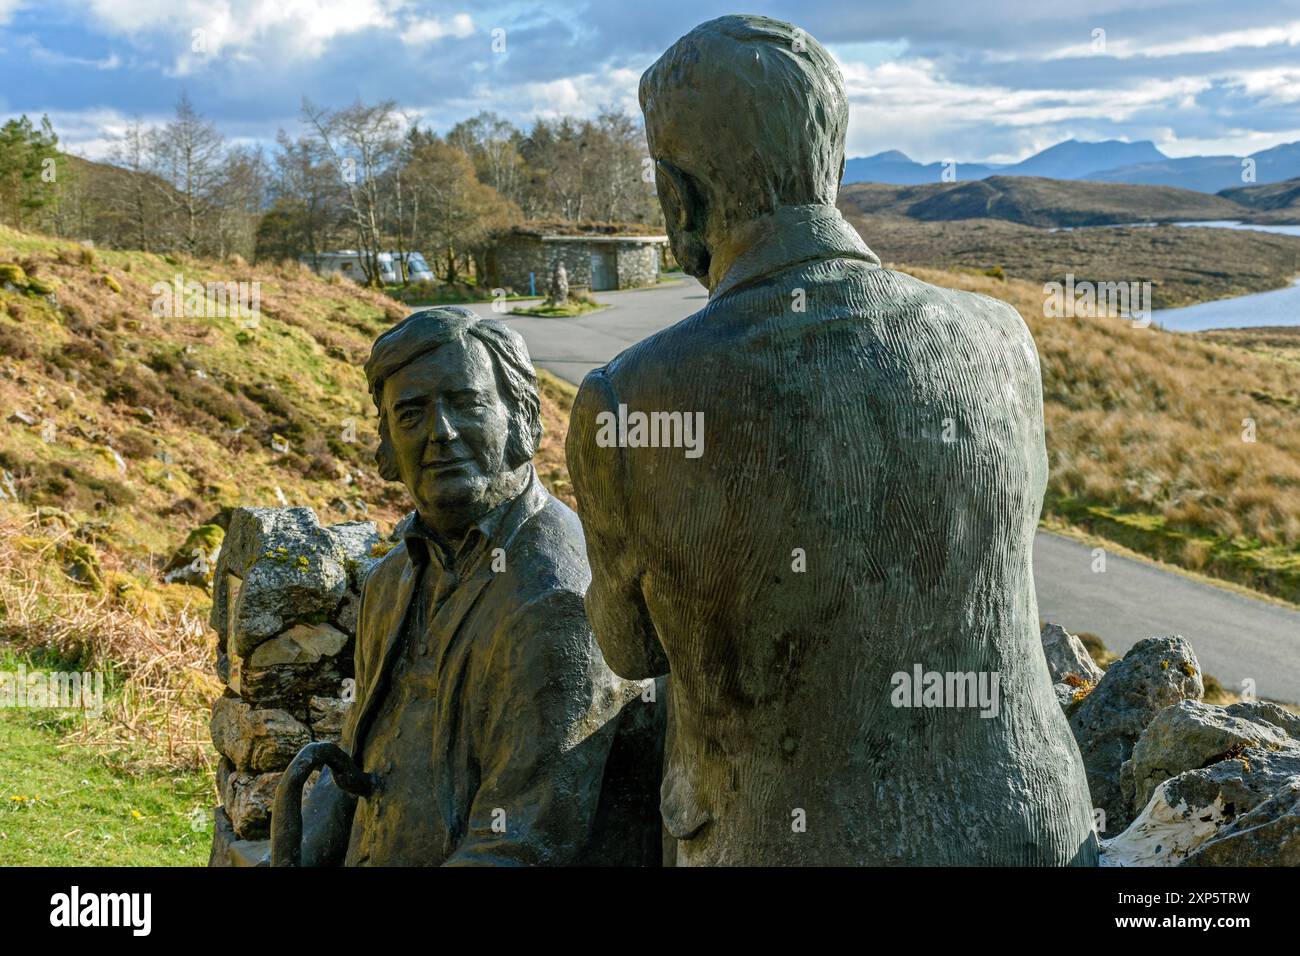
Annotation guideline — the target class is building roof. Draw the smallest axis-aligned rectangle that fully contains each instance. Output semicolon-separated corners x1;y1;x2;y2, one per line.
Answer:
503;220;667;242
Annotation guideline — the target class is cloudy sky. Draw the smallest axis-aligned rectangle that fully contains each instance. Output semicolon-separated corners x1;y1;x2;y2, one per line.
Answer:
2;0;1299;164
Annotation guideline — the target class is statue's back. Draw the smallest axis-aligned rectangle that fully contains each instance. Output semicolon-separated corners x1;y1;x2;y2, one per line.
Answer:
582;255;1098;865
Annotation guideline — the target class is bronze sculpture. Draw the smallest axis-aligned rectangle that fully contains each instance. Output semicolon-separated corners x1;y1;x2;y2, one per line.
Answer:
566;15;1099;865
278;306;661;866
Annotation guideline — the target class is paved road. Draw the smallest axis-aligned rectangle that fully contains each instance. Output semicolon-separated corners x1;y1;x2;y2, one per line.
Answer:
437;281;1300;703
443;278;708;385
1034;533;1300;703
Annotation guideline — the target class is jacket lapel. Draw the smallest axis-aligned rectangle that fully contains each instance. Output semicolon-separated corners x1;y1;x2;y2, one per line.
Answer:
353;554;421;760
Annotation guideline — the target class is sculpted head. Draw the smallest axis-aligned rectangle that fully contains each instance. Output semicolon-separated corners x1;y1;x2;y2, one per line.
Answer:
365;307;542;536
639;15;848;285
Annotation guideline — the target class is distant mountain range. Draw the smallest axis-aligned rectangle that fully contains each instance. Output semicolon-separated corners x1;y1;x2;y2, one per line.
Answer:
837;174;1300;229
843;139;1300;194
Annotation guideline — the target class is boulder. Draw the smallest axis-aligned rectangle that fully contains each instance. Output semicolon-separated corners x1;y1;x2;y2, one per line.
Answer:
1102;745;1300;866
1041;622;1103;684
1120;699;1294;815
216;758;282;840
1069;635;1203;835
1183;778;1300;867
210;508;377;659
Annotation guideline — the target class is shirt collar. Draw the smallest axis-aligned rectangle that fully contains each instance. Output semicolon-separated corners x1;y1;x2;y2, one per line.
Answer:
708;203;880;300
394;465;546;572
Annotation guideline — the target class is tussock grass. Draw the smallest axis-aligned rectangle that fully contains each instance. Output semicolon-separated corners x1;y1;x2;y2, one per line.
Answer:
0;511;219;771
905;265;1300;602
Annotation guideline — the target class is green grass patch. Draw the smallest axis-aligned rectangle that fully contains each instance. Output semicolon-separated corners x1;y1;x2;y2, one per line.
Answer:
1045;493;1300;605
511;300;606;318
384;281;533;307
0;707;213;866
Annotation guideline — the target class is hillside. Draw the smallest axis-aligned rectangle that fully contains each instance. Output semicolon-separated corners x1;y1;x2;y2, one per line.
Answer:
839;212;1300;308
0;224;576;770
1220;177;1300;222
838;176;1250;228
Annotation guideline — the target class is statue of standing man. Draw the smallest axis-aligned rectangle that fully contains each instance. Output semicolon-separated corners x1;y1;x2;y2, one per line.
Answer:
566;15;1098;865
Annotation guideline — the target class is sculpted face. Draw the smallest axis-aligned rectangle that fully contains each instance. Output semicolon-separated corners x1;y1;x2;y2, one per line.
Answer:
381;337;515;532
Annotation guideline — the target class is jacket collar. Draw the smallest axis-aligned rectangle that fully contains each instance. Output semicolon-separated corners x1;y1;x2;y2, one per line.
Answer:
708;203;880;300
393;465;546;572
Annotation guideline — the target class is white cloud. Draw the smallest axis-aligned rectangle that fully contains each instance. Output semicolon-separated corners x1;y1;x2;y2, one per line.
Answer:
19;37;121;70
1045;20;1300;60
40;106;164;159
1159;128;1300;158
64;0;435;74
838;55;1211;162
401;12;474;47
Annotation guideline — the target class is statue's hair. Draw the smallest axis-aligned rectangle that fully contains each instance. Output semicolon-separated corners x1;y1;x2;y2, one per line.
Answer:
639;15;848;217
366;307;542;482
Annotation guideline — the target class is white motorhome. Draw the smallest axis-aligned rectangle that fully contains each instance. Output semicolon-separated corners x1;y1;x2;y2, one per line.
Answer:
302;251;435;285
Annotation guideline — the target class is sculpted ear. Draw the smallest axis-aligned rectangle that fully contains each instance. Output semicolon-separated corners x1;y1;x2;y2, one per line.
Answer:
655;160;702;231
655;160;710;279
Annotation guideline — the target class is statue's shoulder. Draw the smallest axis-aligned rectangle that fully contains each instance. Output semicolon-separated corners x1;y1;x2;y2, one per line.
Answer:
589;297;715;397
358;535;410;599
876;266;1030;336
506;491;589;598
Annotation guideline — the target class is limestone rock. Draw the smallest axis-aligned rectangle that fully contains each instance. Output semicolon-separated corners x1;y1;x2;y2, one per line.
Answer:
208;806;270;867
210;695;254;768
1225;699;1300;740
1069;635;1203;835
328;520;382;572
1183;778;1300;867
1121;699;1294;815
239;644;353;718
333;592;361;635
248;622;349;668
216;758;282;840
210;695;311;772
548;260;569;305
1102;745;1300;866
1040;622;1103;684
309;695;351;741
210;508;376;658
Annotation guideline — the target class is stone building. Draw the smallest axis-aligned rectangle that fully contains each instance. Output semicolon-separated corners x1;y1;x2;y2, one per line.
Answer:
486;224;668;294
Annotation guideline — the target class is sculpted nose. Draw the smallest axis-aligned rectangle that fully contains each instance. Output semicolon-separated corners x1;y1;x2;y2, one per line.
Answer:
429;404;458;443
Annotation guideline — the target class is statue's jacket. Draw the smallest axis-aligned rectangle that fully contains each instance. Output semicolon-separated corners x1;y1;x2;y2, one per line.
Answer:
301;468;645;865
567;203;1100;866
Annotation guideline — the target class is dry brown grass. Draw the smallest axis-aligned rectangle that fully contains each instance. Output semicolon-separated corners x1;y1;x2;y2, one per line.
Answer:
901;266;1300;596
0;511;220;771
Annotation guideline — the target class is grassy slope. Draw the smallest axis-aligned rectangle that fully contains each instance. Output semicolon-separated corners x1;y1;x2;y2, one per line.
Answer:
2;224;1299;863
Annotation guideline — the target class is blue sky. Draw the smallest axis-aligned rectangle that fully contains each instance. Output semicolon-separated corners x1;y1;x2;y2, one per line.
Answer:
2;0;1299;163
